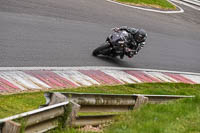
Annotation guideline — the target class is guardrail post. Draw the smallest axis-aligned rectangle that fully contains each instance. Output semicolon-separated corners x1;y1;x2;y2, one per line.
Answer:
67;101;80;127
134;95;149;110
2;120;21;133
48;92;67;105
44;92;81;128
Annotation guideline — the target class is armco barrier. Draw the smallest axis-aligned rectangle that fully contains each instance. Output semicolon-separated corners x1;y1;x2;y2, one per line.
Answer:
0;92;194;133
45;92;195;106
44;92;194;126
0;102;71;133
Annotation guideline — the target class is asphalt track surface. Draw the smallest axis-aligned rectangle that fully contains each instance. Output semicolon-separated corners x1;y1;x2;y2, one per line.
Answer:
0;0;199;72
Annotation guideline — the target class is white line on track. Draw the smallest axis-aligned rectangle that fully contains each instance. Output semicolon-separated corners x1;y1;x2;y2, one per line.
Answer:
106;0;184;13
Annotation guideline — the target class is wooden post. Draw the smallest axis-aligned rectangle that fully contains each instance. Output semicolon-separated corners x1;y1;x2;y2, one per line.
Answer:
2;120;21;133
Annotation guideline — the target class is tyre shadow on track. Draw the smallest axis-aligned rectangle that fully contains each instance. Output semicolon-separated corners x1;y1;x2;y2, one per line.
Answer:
93;55;135;67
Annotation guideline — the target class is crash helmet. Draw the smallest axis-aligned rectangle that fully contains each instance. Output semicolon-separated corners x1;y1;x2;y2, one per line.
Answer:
134;29;147;43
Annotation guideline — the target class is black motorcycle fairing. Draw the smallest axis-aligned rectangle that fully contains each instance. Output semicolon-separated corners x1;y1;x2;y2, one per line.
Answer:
93;30;137;59
108;30;129;46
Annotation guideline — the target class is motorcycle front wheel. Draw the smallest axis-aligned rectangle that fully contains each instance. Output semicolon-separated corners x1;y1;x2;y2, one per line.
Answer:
92;43;110;56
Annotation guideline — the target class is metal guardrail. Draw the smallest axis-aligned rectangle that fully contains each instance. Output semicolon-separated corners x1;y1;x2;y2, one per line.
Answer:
44;92;139;112
0;101;69;133
0;92;194;133
44;92;194;105
74;114;116;127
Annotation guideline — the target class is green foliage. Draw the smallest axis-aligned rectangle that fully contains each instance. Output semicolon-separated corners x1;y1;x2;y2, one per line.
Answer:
15;117;27;133
47;127;81;133
58;104;72;129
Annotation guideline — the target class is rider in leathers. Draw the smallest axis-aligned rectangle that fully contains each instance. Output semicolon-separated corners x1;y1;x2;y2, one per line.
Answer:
113;26;147;58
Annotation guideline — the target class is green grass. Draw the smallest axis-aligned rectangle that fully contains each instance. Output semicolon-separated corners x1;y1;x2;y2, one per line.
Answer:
105;96;200;133
116;0;176;10
0;83;200;133
0;92;45;118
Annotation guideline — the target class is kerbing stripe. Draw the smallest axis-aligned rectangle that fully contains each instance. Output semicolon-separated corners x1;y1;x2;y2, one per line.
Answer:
79;70;121;84
164;73;195;84
0;73;27;90
0;67;199;94
0;77;20;90
26;71;74;88
44;71;77;87
145;72;177;82
101;70;141;84
51;71;80;86
0;84;8;91
171;0;200;11
5;71;42;89
54;71;100;86
180;74;200;84
20;71;51;89
124;70;160;82
37;71;77;87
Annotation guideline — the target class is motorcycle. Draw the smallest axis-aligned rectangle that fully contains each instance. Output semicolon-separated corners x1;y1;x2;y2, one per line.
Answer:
92;29;136;59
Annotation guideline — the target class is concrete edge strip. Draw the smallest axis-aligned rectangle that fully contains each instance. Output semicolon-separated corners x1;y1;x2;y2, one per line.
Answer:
0;66;199;75
106;0;184;13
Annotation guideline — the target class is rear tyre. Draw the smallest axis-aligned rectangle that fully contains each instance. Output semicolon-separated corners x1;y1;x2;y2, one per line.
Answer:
92;44;110;56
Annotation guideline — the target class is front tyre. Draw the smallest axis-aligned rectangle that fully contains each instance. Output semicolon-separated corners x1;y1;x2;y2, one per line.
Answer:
92;43;110;56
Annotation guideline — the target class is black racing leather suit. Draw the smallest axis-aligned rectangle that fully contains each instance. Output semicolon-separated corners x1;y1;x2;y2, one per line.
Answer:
118;26;146;56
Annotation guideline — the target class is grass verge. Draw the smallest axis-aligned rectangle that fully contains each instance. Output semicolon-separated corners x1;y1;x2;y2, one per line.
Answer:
105;95;200;133
0;83;200;133
115;0;176;10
